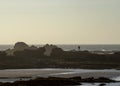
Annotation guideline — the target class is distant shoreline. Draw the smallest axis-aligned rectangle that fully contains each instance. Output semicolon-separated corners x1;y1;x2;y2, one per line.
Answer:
0;44;120;51
0;42;120;70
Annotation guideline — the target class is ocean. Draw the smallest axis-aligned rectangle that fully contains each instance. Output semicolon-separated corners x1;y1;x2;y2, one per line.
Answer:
0;44;120;51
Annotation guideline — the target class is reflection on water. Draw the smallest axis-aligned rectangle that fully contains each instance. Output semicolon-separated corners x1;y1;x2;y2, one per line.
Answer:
112;76;120;81
0;78;31;83
0;68;120;86
79;83;120;86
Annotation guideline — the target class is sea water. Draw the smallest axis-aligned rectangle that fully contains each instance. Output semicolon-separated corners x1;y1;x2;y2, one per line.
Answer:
79;83;120;86
0;68;120;86
0;44;120;51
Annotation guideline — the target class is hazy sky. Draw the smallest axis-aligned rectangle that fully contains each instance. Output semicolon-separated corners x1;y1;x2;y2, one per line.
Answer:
0;0;120;44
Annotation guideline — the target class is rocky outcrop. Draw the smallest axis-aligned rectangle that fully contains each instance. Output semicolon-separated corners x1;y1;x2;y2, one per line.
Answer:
1;42;120;69
0;77;117;86
44;44;57;56
14;42;29;51
6;42;37;56
5;42;57;56
29;45;38;50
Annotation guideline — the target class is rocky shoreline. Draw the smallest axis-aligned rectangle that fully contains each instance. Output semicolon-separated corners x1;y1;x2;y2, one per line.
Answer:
0;42;120;69
0;77;117;86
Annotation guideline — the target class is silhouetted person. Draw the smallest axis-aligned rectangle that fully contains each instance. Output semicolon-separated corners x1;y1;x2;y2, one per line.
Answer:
78;46;80;51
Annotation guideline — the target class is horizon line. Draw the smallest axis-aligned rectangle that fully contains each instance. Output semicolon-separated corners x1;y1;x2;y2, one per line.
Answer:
0;43;120;45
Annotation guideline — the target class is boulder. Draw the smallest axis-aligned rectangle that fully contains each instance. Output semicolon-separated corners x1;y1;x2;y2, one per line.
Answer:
14;42;29;51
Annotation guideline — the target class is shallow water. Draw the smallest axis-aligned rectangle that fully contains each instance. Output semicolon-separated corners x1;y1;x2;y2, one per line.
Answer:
79;83;120;86
0;68;120;86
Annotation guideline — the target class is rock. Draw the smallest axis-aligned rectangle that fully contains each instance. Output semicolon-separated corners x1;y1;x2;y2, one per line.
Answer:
14;42;29;51
70;76;82;81
29;45;38;50
5;49;15;56
44;44;57;56
6;42;38;56
99;83;106;86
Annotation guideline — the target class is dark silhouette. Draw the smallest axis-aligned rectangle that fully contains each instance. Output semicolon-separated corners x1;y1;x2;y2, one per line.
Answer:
78;46;80;51
0;77;116;86
99;83;106;86
0;42;120;69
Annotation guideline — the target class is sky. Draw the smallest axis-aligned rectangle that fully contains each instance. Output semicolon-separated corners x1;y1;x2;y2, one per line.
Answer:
0;0;120;44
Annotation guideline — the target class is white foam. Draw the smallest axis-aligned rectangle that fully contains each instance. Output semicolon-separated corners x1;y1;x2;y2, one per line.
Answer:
112;76;120;81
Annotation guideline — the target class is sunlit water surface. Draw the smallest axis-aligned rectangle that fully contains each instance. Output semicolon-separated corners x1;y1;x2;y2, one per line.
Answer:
0;68;120;86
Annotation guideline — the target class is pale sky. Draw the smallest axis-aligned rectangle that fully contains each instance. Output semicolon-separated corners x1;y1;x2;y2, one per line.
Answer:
0;0;120;44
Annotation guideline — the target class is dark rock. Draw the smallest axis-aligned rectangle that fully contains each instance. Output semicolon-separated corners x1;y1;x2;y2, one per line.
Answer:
99;83;106;86
14;42;29;50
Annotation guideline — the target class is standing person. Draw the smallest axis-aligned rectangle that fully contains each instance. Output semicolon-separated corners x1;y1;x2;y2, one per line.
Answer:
78;46;80;51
